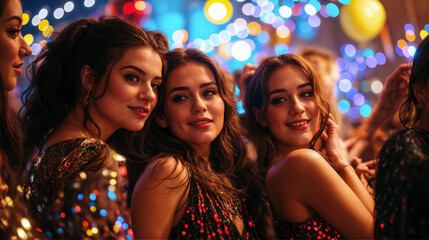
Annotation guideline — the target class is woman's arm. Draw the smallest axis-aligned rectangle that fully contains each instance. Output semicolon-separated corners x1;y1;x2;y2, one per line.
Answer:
131;157;189;239
267;149;374;239
323;116;375;213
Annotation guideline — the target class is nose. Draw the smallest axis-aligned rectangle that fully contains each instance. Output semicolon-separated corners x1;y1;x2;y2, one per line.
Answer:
191;95;207;114
19;35;33;58
137;82;156;103
289;97;305;115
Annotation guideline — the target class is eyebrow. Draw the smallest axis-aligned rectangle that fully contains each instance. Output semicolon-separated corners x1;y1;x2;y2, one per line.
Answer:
120;65;162;80
268;82;312;96
168;81;216;95
4;16;23;24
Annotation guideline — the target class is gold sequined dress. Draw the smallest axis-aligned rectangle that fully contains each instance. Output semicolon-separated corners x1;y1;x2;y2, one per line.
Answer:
24;138;132;239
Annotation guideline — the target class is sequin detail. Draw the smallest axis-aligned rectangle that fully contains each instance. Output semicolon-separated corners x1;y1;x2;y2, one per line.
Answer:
374;128;429;238
24;138;133;239
271;206;343;239
170;165;260;239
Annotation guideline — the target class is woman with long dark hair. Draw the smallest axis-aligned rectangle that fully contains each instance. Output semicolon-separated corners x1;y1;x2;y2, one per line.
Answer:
127;48;266;239
21;16;168;238
0;0;32;199
373;36;429;239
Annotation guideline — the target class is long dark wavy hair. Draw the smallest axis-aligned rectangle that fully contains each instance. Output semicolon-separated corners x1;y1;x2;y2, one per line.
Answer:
122;48;267;233
21;16;168;160
399;36;429;128
0;0;25;197
244;54;330;178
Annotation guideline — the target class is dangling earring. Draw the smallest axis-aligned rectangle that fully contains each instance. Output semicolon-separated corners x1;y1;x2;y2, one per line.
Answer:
83;91;92;106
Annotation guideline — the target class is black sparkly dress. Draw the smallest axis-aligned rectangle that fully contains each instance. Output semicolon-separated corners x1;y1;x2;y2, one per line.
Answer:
169;165;260;239
24;138;132;239
271;206;343;239
374;128;429;239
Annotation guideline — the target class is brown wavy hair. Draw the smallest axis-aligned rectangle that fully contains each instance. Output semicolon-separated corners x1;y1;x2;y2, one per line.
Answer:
399;36;429;128
21;16;168;159
0;0;25;197
244;54;330;178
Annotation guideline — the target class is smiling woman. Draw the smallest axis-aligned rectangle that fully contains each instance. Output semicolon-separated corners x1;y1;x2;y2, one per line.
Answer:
0;0;32;208
20;16;168;239
125;48;268;239
244;54;375;239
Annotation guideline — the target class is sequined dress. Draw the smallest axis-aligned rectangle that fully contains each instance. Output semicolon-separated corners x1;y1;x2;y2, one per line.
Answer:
24;138;132;239
374;128;429;238
271;206;343;239
169;165;260;239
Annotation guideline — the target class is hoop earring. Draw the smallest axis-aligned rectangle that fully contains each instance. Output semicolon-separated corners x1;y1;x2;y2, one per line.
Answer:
84;91;92;106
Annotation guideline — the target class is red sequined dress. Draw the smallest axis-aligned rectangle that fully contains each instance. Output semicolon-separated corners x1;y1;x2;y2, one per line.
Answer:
271;206;343;239
169;165;260;239
24;138;133;239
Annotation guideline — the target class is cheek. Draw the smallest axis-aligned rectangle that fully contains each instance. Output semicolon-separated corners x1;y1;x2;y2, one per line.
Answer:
264;107;284;125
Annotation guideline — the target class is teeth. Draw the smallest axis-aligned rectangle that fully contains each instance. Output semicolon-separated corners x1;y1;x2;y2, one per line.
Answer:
288;121;307;127
130;107;147;113
191;121;210;125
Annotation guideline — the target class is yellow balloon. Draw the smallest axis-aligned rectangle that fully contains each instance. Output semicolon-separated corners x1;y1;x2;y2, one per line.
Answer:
339;0;386;42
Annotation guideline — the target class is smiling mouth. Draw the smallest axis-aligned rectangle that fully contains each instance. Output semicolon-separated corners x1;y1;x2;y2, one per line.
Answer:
286;120;310;127
188;120;212;126
129;107;148;113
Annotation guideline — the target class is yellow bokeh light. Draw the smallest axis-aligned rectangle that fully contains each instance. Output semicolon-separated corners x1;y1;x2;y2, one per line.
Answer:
135;1;146;11
91;227;99;234
86;229;93;236
216;43;231;59
90;206;97;212
405;32;415;42
109;179;117;185
204;0;233;25
420;30;428;40
248;21;261;36
181;29;189;43
21;218;32;230
24;34;33;45
276;26;290;39
38;19;49;31
22;13;29;25
397;39;407;49
43;25;54;38
17;228;27;240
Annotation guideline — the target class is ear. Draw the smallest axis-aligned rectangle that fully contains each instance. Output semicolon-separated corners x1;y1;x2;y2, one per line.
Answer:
155;114;168;128
252;106;267;127
80;65;95;92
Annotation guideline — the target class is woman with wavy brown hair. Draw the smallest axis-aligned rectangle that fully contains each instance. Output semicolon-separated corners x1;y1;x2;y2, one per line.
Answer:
21;16;168;239
0;0;32;199
127;48;266;239
244;54;374;239
0;0;32;238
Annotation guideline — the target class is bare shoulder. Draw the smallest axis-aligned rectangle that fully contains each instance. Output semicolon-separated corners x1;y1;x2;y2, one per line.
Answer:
134;156;189;193
268;149;326;180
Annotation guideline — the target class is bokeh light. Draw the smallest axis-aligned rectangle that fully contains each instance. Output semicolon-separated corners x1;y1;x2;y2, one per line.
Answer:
231;40;251;61
204;0;233;24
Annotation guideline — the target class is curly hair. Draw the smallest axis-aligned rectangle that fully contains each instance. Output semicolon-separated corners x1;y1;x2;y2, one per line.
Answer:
123;48;268;233
244;54;330;178
399;36;429;127
21;16;168;159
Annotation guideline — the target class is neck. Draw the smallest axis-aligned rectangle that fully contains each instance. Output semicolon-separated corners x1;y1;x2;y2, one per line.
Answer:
43;104;114;151
192;144;211;159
